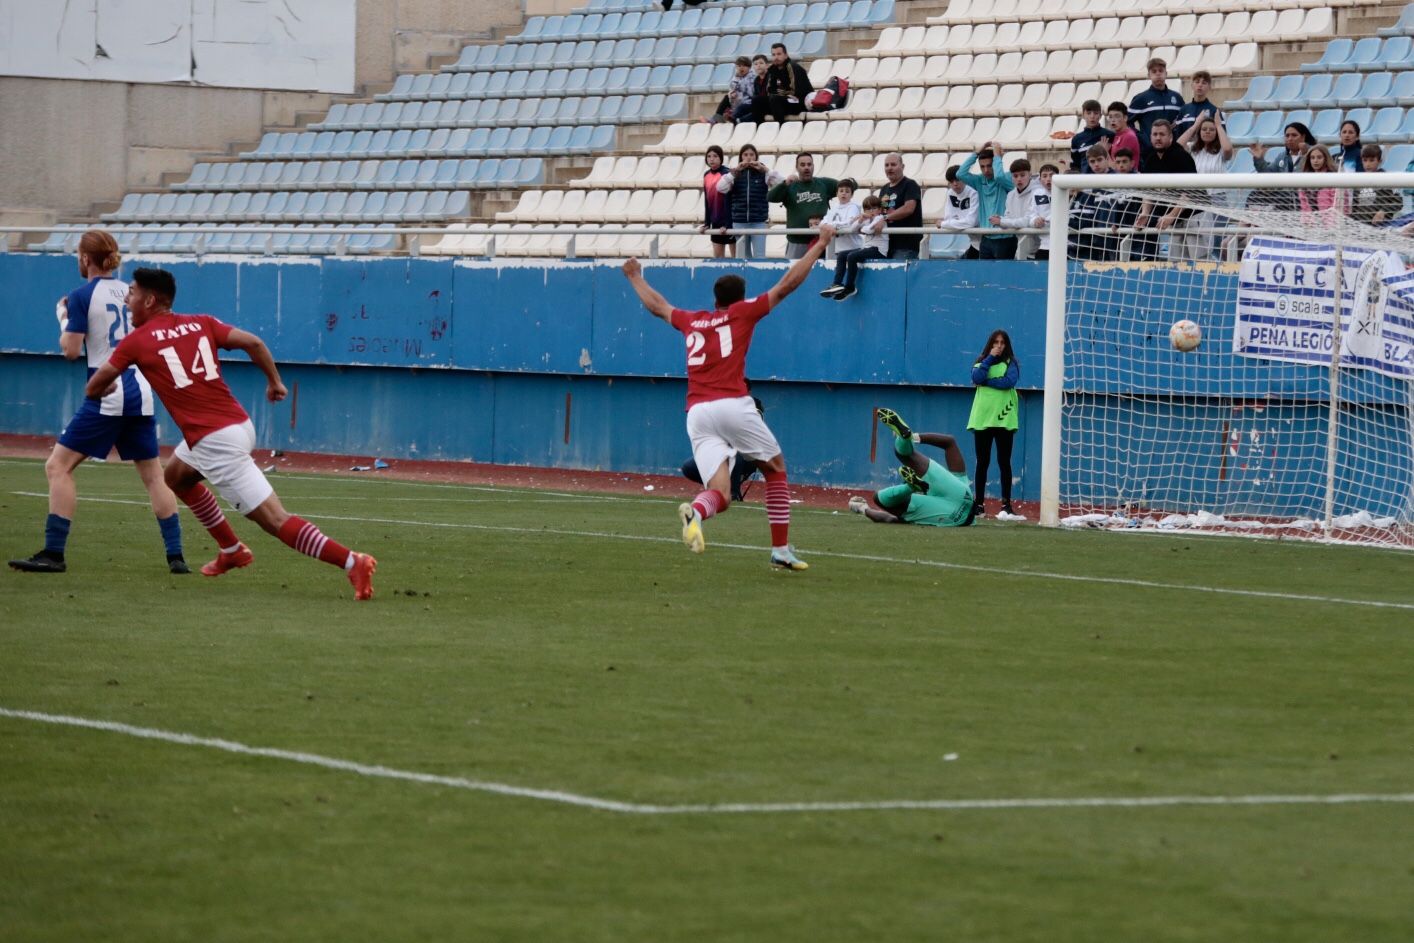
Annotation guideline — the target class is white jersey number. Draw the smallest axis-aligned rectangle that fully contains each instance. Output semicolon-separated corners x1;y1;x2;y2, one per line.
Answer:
157;336;221;389
686;325;734;366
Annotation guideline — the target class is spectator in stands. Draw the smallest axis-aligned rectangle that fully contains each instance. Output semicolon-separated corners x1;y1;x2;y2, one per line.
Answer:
704;57;755;125
1030;164;1057;261
1106;148;1146;255
1252;122;1315;174
700;145;735;258
1252;121;1315;211
1129;57;1185;157
1177;116;1235;260
1070;145;1115;260
820;177;863;255
1071;99;1114;174
769;153;839;259
1106;103;1142;167
1351;144;1403;225
749;54;768;121
716;143;783;260
957;143;1016;259
995;159;1041;260
1133;120;1197;259
1173;70;1219;142
876;153;924;260
820;196;887;301
937;165;981;259
1333;120;1363;173
757;43;813;125
1298;144;1343;219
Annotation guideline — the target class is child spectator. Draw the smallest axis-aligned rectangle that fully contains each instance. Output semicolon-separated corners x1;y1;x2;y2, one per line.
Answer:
937;165;980;258
820;196;886;300
699;145;735;258
1030;164;1056;260
1107;103;1141;166
716;143;783;259
1070;100;1114;174
703;57;755;125
820;177;863;254
996;158;1041;260
1172;70;1218;143
1177;115;1234;260
1070;144;1115;260
1298;144;1343;220
1351;144;1403;225
957;142;1016;259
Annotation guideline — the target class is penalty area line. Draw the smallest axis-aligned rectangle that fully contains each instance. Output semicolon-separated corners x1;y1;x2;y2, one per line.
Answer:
3;707;1412;817
12;491;1414;612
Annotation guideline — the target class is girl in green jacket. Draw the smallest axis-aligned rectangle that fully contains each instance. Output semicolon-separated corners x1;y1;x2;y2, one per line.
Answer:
968;329;1024;521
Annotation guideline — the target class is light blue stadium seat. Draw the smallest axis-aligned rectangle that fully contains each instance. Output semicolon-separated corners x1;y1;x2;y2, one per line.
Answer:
264;192;289;220
407;74;434;99
321;104;348;129
517;16;547;41
385;74;413;97
450;48;478;72
1301;74;1336;108
463;128;490;154
442;192;471;218
780;3;806;30
803;2;830;30
1384;142;1413;171
1271;74;1305;109
1378;4;1414;36
546;126;573;151
107;194;140;221
1392;70;1414;106
1348;37;1384;70
569;40;594;68
1366;106;1405;142
1251;110;1286;143
347;130;372;157
1342;106;1374;134
649;64;673;88
380;192;406;221
549;42;575;68
396;102;422;129
1231;76;1279;113
1359;72;1395;108
152;193;178;222
341;192;367;222
430;160;456;188
587;125;615;151
452;159;479;187
516;158;545;185
761;4;786;30
1375;35;1413;70
406;129;431;156
1310;108;1342;140
358;103;382;126
867;0;894;23
799;31;827;58
329;130;354;155
700;6;723;31
532;43;557;70
1282;109;1313;139
312;131;337;156
485;71;510;97
443;72;470;98
524;126;552;152
505;70;530;96
729;6;752;30
581;12;604;34
532;98;559;125
505;127;531;152
362;130;390;158
401;159;425;187
521;71;548;96
1303;38;1352;73
277;162;301;187
201;164;229;190
178;164;211;191
475;159;502;186
227;192;252;220
1224;111;1256;143
662;93;687;120
276;191;303;221
626;36;652;66
320;192;345;221
313;162;338;188
427;73;453;99
618;66;644;94
1325;72;1362;108
637;12;661;34
611;37;635;61
488;99;514;127
581;98;605;124
431;101;459;128
599;12;623;36
597;97;622;124
542;69;567;94
695;63;721;90
192;193;215;218
677;8;701;34
465;73;489;97
585;65;610;93
666;63;691;90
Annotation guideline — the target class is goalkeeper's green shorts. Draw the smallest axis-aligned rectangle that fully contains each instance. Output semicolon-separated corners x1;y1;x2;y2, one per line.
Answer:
876;459;975;528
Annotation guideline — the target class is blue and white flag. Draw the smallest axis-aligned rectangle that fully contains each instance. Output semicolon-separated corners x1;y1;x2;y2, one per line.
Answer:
1235;237;1413;380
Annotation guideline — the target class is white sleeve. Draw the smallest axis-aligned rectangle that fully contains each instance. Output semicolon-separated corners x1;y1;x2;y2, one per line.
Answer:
959;192;979;229
765;169;786;188
998;192;1027;229
716;172;735;194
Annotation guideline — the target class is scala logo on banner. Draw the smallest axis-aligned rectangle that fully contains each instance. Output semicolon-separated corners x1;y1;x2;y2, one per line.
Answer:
1234;237;1414;379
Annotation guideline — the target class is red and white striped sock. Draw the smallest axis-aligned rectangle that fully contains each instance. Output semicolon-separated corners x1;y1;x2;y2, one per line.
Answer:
691;488;727;522
764;471;791;548
176;484;241;553
277;515;354;570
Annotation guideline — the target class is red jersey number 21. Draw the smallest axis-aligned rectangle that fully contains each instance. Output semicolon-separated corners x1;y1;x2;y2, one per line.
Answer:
686;325;733;366
158;337;220;389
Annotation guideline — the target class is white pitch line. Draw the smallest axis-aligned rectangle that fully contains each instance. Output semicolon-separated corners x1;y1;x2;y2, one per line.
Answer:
13;491;1414;612
3;708;1411;816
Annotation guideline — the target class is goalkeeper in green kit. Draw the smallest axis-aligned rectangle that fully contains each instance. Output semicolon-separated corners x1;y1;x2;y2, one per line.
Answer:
848;409;977;527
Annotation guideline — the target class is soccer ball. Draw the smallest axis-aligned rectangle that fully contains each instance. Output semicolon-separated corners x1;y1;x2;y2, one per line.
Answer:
1169;319;1201;352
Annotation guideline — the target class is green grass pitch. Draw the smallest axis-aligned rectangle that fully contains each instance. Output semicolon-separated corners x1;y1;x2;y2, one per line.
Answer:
2;457;1412;942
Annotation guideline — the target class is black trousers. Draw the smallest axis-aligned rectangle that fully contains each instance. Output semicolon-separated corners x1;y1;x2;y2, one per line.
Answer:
972;427;1015;507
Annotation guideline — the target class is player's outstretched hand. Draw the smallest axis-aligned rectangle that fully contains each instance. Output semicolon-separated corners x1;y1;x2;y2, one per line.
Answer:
55;297;68;327
267;381;288;402
622;257;642;279
816;223;837;243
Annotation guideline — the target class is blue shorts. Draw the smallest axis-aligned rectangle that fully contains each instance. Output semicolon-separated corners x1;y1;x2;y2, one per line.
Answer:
58;399;160;461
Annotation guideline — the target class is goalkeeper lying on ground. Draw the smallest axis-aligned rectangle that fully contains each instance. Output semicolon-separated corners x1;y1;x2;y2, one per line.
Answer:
849;408;978;527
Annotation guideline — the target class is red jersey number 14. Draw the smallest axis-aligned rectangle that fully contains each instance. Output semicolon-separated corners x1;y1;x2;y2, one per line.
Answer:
158;336;221;389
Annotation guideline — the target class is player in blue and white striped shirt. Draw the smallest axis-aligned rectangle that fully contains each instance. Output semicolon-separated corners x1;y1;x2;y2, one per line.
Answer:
8;230;187;574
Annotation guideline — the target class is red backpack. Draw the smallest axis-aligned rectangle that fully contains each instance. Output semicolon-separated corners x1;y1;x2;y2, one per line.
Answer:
807;76;849;111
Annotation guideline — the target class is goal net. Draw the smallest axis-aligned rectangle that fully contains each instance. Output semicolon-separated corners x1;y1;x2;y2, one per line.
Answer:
1040;172;1414;550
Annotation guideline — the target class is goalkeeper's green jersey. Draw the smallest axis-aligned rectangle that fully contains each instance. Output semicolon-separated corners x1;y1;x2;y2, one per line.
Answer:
968;359;1019;431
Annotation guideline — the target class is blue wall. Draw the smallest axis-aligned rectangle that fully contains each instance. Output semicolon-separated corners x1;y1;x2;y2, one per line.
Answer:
0;253;1039;494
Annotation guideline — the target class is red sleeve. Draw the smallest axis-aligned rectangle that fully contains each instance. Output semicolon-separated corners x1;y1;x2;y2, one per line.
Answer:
669;309;693;333
744;293;773;322
107;332;138;372
202;315;235;346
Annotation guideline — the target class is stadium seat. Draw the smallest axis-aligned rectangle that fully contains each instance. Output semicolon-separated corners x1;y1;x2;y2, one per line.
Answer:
1358;72;1396;109
1375;35;1414;70
1310;108;1343;141
1366;106;1406;142
1271;74;1308;110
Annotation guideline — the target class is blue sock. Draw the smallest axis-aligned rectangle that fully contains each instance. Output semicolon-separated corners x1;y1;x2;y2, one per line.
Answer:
157;513;183;558
44;514;71;556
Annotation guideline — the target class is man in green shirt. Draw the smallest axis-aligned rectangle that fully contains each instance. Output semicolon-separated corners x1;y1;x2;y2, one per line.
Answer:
769;152;838;259
848;409;977;527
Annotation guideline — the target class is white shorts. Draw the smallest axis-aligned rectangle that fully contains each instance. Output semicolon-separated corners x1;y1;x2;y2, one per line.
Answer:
686;396;781;484
173;420;274;515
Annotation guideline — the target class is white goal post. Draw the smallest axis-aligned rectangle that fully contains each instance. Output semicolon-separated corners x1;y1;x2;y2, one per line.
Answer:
1040;172;1414;549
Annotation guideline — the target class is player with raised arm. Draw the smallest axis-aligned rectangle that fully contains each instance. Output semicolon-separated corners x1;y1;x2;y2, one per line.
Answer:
621;226;835;570
848;409;978;528
84;268;377;600
9;230;188;574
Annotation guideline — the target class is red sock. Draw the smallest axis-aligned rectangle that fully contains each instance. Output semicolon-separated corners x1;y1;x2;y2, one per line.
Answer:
764;471;791;547
277;516;353;569
176;484;240;552
691;489;727;521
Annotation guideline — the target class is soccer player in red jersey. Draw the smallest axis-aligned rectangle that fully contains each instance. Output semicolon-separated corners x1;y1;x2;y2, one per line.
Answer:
621;225;835;570
84;268;377;600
